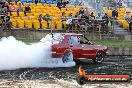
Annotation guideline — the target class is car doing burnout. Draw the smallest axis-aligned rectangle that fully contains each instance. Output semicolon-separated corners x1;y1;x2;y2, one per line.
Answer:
40;33;108;64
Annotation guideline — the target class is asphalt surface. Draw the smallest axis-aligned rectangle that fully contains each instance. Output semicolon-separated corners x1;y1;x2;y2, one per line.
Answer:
0;56;132;88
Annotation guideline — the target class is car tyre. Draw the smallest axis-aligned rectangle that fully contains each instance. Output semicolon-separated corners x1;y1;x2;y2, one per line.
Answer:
62;51;73;63
92;51;104;64
77;76;86;85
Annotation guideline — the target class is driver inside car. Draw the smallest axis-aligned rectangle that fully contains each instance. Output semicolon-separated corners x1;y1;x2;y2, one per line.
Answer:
78;36;94;45
78;37;84;44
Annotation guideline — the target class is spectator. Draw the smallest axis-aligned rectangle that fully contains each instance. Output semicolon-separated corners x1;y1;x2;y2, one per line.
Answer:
124;12;131;22
35;0;39;5
84;8;90;18
61;12;66;29
43;13;51;21
5;14;11;30
61;12;66;22
102;13;109;33
121;0;127;7
90;12;95;19
17;3;23;16
83;12;90;23
38;14;44;28
85;7;89;14
57;0;62;9
79;7;84;15
102;13;109;24
79;0;84;6
43;13;51;28
2;2;9;10
109;0;116;7
80;13;85;19
72;15;80;32
98;0;105;11
68;13;73;19
24;4;31;16
66;14;73;32
84;12;93;32
130;15;132;21
38;14;43;22
0;7;7;14
109;17;114;26
112;8;118;20
9;3;16;16
1;13;10;23
96;0;100;10
74;0;80;5
62;0;69;8
9;3;16;12
1;13;11;30
96;13;102;19
0;17;3;27
117;0;122;7
1;2;9;13
77;14;81;18
129;15;132;32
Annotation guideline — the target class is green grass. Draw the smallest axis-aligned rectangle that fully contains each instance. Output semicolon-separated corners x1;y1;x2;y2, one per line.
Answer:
19;39;33;45
92;40;132;47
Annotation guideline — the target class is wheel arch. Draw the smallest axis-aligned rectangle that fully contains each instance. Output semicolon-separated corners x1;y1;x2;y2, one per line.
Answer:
62;49;73;63
62;49;73;57
92;49;105;64
96;49;105;56
63;49;72;54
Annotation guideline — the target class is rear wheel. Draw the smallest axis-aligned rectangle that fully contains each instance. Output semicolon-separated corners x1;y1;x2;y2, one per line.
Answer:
62;51;73;63
92;51;104;64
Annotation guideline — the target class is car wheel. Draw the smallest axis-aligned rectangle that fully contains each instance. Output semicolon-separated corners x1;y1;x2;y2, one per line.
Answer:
92;51;104;64
62;51;73;63
77;76;86;85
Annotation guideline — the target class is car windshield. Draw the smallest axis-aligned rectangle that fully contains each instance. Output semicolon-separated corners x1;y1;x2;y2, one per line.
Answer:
40;33;64;42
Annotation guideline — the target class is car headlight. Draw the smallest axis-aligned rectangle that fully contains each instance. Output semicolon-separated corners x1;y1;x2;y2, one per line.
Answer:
52;52;56;54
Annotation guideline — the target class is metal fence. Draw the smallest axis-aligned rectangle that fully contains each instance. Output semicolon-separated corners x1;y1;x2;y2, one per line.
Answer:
0;13;132;41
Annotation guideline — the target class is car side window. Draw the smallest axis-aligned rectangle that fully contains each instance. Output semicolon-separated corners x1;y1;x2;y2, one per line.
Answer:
78;36;85;43
69;36;79;45
78;36;90;44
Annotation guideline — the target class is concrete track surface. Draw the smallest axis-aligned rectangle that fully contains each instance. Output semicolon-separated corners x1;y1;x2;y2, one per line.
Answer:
0;56;132;88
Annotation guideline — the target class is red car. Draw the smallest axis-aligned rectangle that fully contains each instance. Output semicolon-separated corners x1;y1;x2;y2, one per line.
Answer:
40;33;108;64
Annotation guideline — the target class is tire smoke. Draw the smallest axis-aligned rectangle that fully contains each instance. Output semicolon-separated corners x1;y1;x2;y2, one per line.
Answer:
0;36;75;70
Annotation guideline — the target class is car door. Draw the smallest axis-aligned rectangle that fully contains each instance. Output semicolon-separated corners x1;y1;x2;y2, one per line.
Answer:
78;35;97;58
68;35;82;58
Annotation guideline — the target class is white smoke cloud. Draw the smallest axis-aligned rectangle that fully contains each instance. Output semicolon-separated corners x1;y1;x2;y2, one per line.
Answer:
0;36;75;70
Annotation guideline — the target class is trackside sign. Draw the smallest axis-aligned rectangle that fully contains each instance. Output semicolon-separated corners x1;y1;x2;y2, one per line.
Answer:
77;66;131;85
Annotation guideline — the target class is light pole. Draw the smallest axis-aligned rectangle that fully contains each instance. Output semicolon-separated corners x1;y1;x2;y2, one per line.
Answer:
4;15;7;30
50;16;53;34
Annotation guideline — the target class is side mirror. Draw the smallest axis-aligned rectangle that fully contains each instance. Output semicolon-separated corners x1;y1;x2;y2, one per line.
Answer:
85;42;88;44
91;43;94;45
